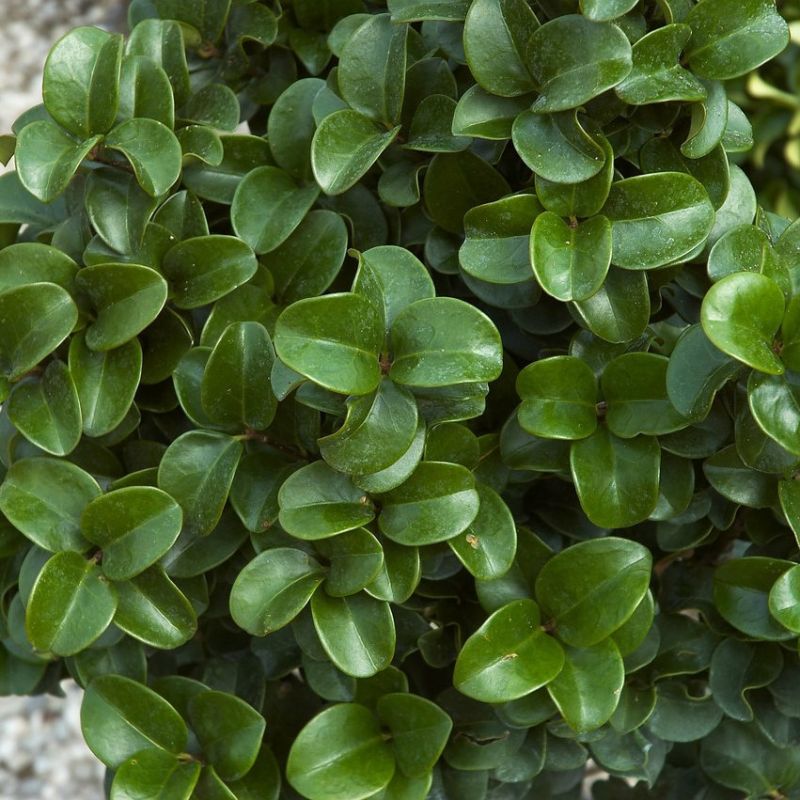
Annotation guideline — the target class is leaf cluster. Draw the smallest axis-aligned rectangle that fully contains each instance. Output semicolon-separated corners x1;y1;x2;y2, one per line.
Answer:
0;0;799;798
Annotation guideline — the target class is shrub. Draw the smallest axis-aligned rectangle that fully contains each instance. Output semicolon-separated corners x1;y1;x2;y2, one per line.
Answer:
0;0;799;797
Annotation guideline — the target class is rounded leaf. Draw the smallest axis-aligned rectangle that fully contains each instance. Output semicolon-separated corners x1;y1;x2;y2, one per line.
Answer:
378;461;479;545
454;599;565;703
81;674;188;768
274;293;383;396
700;272;785;374
26;551;117;656
535;537;652;647
287;704;395;800
230;547;326;635
81;487;182;581
570;427;660;528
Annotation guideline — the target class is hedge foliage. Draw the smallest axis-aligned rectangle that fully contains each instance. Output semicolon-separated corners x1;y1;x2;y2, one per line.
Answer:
1;0;800;798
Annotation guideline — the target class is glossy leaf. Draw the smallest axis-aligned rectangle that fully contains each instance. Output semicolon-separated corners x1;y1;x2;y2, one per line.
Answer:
230;548;326;635
700;272;785;374
275;293;383;396
454;599;564;703
287;704;395;800
311;591;396;677
570;427;661;528
535;537;652;647
81;674;188;768
81;487;182;581
26;551;117;655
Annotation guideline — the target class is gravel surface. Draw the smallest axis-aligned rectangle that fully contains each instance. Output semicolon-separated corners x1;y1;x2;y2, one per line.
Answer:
0;682;105;799
1;2;127;796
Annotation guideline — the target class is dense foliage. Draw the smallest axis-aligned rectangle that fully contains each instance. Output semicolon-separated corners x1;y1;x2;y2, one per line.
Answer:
1;0;800;797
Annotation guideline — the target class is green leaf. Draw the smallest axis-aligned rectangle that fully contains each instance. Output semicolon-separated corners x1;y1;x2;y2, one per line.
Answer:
265;209;348;304
448;483;517;580
162;235;257;309
748;371;800;456
311;591;396;677
547;639;624;733
311;110;400;196
6;361;81;456
0;242;78;294
768;564;800;633
422;151;510;234
460;194;541;288
157;431;243;536
114;566;197;648
80;487;182;581
573;268;650;343
316;528;385;598
42;27;123;137
76;263;168;351
462;0;539;97
320;379;419;475
352;246;435;335
104;119;182;198
279;460;376;539
512;110;607;184
0;171;67;227
0;457;99;552
338;13;407;125
110;749;200;800
69;333;142;437
779;479;800;547
85;169;159;255
666;324;741;419
601;173;715;269
453;599;564;703
681;79;728;159
126;19;190;107
531;213;611;302
528;15;632;112
713;557;794;640
701;720;800;797
570;427;660;528
389;298;502;387
118;54;175;128
180;84;240;131
405;94;470;153
452;85;532;140
647;681;723;742
225;746;281;800
268;78;325;182
615;24;706;105
366;539;420;604
15;121;100;203
700;272;785;374
0;283;77;380
704;445;777;508
377;693;452;777
81;674;188;768
231;166;319;255
534;537;652;647
230;547;326;635
686;0;789;80
516;356;598;440
274;293;383;395
378;461;479;545
287;704;396;800
26;550;117;655
189;690;266;781
601;353;687;437
201;321;276;430
535;135;614;218
388;0;469;20
581;0;637;20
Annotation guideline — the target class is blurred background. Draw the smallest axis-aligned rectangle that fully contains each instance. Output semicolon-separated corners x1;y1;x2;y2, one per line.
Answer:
0;2;127;794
